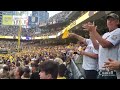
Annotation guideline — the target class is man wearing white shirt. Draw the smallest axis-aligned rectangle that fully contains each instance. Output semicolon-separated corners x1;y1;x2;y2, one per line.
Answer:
68;33;98;79
83;13;120;79
103;44;120;79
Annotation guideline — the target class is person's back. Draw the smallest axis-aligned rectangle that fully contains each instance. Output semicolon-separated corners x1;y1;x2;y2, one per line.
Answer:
21;67;30;79
30;62;39;79
30;72;39;79
57;64;68;79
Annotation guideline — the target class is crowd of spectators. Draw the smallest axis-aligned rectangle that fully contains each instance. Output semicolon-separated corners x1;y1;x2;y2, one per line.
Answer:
0;41;83;79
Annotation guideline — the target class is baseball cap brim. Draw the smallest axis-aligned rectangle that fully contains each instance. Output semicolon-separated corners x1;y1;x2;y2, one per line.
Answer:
107;13;119;20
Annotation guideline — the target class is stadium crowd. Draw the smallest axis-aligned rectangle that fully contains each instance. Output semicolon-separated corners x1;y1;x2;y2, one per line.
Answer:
0;42;83;79
0;12;120;79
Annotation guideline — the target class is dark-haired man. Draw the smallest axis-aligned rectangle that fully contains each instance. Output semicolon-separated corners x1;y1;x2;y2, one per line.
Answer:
39;60;58;79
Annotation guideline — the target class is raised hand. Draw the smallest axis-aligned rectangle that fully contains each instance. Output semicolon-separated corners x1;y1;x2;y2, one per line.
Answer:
82;22;97;32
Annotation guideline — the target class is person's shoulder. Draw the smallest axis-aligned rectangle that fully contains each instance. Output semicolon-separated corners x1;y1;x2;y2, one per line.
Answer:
102;32;110;38
33;72;39;74
116;28;120;30
110;28;120;35
85;38;91;44
31;72;40;79
103;32;110;35
114;28;120;32
85;38;90;41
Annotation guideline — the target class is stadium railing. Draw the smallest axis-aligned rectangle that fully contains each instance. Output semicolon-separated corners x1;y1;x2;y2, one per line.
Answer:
68;59;84;79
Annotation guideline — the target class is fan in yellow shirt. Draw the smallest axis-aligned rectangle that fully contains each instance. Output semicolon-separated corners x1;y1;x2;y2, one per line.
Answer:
57;64;67;79
57;76;66;79
9;55;13;63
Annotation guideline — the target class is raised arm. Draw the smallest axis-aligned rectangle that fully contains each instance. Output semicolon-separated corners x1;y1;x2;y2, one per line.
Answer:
82;22;114;48
68;33;87;45
80;51;98;59
89;32;99;50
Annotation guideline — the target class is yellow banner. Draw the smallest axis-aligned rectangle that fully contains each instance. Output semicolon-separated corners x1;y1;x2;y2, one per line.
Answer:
76;11;98;25
5;36;13;39
0;36;5;38
61;11;99;35
2;15;13;25
0;36;13;39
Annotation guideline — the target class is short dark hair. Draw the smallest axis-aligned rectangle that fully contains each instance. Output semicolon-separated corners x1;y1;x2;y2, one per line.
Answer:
58;64;67;77
40;60;58;79
17;67;24;77
3;65;9;71
16;62;20;67
12;62;15;65
23;67;30;78
31;62;38;68
23;67;30;73
24;60;29;65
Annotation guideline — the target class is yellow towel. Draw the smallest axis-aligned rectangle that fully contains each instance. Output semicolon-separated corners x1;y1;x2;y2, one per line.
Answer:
62;29;69;39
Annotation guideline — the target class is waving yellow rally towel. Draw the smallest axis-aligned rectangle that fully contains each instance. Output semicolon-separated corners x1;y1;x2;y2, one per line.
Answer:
62;29;69;39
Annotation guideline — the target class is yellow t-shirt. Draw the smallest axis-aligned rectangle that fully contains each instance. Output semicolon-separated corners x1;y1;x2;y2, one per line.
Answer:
57;76;66;79
9;56;13;62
